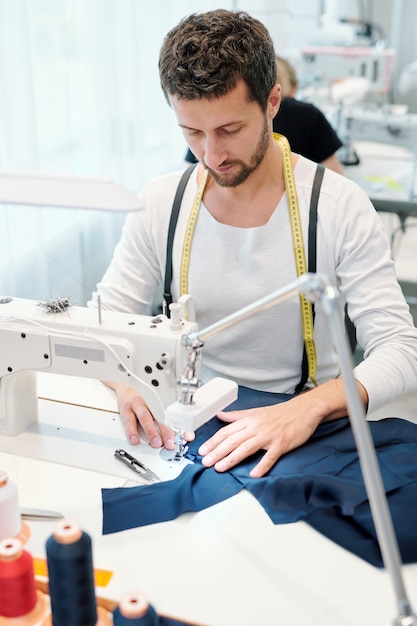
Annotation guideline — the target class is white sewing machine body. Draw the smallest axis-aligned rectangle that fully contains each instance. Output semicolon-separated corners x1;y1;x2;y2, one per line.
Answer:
0;297;237;438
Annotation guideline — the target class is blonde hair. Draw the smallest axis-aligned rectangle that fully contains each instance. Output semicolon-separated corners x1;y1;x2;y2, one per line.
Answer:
275;56;298;98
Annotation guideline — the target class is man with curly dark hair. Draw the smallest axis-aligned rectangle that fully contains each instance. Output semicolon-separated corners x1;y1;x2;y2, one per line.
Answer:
91;10;417;478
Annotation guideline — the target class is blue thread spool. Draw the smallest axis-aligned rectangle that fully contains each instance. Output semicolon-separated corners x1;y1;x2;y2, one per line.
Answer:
45;519;98;626
112;592;158;625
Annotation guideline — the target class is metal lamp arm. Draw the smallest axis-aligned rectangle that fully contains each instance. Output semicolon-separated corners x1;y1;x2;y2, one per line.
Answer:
182;272;416;626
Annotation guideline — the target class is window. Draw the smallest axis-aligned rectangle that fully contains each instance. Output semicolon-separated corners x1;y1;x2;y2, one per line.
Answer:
0;0;232;303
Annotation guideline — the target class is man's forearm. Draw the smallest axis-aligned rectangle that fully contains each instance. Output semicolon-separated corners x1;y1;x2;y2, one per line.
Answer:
305;377;369;423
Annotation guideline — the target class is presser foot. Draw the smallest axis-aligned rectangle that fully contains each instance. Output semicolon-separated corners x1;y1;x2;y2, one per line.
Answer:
159;431;188;463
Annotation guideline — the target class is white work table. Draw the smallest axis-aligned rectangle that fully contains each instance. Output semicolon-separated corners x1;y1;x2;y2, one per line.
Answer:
1;373;417;626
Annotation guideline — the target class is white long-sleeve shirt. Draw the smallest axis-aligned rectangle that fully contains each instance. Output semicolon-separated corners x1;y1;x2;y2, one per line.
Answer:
90;156;417;414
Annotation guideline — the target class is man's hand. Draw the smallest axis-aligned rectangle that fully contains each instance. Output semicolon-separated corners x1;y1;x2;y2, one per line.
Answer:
106;381;177;449
198;379;368;478
198;395;320;478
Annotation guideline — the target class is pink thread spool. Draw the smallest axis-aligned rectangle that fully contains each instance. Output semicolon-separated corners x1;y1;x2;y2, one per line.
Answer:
0;537;48;624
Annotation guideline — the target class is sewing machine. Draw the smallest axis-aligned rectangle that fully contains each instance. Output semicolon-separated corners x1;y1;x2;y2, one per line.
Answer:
0;296;238;447
300;45;395;108
1;276;416;624
337;104;417;198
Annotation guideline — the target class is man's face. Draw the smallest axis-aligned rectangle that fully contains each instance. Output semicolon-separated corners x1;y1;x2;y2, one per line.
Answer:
170;80;277;187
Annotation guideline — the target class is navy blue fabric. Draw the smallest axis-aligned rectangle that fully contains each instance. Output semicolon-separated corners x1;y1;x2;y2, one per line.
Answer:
102;463;243;532
102;388;417;567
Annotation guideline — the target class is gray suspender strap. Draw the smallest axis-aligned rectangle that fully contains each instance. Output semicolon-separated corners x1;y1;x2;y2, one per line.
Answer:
308;164;357;355
296;163;358;389
163;163;197;315
307;164;325;274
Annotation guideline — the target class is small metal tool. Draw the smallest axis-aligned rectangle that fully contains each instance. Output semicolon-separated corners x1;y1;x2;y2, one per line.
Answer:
114;448;161;482
20;507;64;521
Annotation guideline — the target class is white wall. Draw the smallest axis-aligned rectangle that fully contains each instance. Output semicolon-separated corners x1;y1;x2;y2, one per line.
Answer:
0;0;415;303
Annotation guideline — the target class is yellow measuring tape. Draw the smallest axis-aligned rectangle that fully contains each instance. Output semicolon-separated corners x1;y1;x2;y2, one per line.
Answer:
179;168;209;297
179;134;317;387
275;133;317;386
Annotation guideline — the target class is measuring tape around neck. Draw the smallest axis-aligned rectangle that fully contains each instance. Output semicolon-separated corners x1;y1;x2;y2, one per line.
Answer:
179;168;209;297
179;134;317;387
275;133;317;387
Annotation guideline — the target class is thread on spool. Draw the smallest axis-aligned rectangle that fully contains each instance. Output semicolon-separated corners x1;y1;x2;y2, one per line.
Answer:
0;537;38;618
112;592;158;625
46;519;98;626
0;470;21;539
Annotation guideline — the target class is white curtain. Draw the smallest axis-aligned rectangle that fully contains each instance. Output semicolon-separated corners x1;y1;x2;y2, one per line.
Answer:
0;0;235;304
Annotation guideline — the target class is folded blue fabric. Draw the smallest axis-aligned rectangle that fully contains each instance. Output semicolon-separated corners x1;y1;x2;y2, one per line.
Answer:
102;387;417;567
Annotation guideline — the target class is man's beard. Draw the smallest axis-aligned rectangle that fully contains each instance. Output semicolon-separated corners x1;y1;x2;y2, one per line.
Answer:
204;117;270;188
